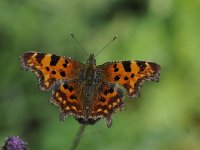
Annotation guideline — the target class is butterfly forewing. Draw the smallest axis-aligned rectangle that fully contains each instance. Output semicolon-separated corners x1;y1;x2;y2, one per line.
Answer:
20;51;84;90
98;60;160;97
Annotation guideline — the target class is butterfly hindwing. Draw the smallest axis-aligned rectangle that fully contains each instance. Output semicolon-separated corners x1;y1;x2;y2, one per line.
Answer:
89;82;125;127
20;51;83;91
98;60;160;97
50;80;84;120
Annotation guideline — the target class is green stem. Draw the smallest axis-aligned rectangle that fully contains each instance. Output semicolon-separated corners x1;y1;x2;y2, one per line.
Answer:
70;125;86;150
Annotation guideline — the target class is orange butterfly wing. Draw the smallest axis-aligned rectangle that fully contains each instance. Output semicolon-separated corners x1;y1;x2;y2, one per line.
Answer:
50;80;125;128
98;60;161;97
20;51;83;90
50;80;84;120
89;83;125;127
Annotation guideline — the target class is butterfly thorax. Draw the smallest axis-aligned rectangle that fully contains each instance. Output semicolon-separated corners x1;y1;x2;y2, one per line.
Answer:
86;54;96;65
84;54;96;83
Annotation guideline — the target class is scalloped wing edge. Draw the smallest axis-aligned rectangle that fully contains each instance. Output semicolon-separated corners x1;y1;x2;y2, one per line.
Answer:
20;51;53;91
127;62;161;98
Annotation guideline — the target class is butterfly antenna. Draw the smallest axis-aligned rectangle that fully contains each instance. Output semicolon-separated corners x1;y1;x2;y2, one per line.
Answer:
70;33;89;56
95;35;117;57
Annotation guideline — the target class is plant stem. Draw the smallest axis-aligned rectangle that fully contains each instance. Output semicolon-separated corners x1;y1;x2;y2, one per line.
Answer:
70;125;86;150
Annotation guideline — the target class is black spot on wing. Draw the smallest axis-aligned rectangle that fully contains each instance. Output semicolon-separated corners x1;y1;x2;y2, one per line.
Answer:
124;76;129;80
36;53;45;64
50;55;60;66
63;83;69;89
99;97;106;102
104;88;114;95
113;64;117;68
114;75;120;81
70;94;77;100
68;87;73;92
63;64;67;68
63;60;69;68
131;73;134;78
46;67;50;71
122;61;131;72
108;88;114;93
65;60;69;64
114;68;119;72
104;90;108;95
60;71;66;77
51;70;56;75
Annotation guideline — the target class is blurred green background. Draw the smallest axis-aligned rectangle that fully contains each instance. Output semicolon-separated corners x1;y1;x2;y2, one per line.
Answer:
0;0;200;149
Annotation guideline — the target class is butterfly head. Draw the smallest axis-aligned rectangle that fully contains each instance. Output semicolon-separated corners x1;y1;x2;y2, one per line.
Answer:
87;54;96;65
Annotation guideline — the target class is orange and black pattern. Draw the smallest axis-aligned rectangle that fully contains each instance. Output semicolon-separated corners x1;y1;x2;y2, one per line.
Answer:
20;51;83;90
98;60;160;97
20;51;161;128
50;80;83;120
89;83;124;127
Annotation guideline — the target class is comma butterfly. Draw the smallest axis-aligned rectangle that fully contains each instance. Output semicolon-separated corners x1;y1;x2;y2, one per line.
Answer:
20;38;161;128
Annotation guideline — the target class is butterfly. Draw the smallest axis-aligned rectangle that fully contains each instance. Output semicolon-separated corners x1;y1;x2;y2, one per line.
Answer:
20;51;160;128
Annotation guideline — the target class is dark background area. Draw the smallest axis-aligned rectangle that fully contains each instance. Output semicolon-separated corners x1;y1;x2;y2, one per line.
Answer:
0;0;200;149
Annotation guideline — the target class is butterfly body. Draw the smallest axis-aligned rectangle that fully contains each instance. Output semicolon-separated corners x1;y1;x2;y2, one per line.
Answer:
20;51;160;127
75;54;100;125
